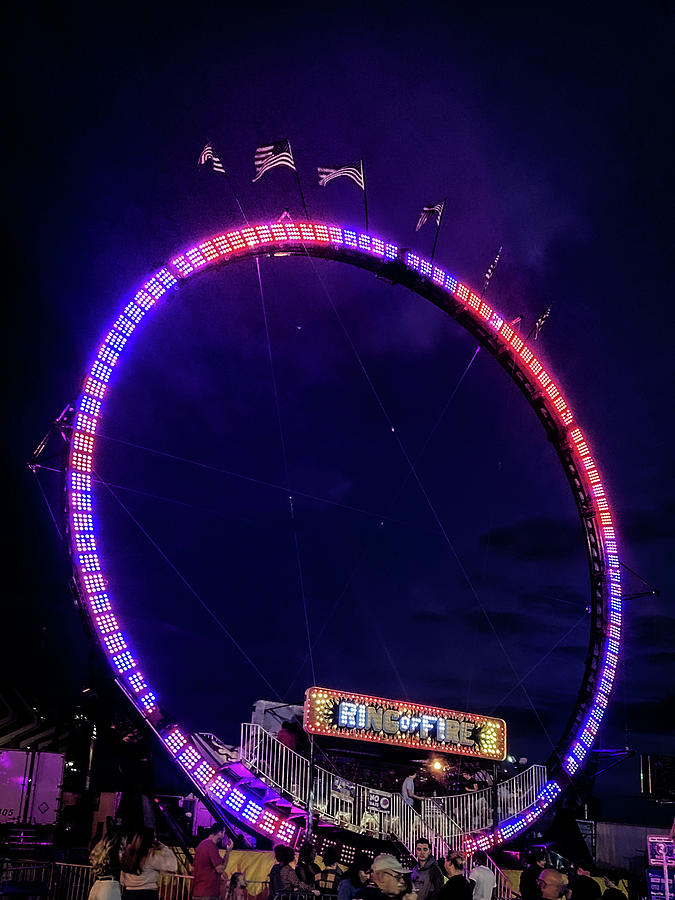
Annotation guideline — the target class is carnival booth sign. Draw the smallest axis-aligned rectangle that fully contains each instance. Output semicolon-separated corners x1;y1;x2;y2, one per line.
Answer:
304;686;507;761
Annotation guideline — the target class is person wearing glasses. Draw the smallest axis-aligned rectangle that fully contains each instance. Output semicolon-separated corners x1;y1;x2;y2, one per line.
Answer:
437;852;472;900
537;870;567;900
355;854;410;900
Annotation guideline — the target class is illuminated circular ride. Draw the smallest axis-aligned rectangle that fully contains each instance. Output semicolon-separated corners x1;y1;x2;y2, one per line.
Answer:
64;220;622;853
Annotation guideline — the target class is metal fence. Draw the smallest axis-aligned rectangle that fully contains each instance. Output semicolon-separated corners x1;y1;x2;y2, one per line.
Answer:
0;863;193;900
0;860;512;900
0;866;303;900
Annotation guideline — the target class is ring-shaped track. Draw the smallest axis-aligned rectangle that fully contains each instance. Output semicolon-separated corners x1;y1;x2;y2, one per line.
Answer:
65;221;622;851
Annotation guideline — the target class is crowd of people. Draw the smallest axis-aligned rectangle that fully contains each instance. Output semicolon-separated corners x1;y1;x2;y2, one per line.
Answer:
519;851;623;900
87;825;179;900
88;824;622;900
267;840;497;900
265;840;625;900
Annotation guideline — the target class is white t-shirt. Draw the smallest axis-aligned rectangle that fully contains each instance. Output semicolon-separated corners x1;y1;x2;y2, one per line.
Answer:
402;776;415;806
470;865;496;900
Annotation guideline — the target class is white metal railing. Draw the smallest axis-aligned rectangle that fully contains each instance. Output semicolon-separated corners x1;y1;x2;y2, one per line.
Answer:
240;723;546;859
0;863;197;900
240;721;311;804
425;764;547;843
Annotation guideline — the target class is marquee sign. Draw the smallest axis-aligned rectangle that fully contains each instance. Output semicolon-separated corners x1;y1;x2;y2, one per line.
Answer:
304;687;507;761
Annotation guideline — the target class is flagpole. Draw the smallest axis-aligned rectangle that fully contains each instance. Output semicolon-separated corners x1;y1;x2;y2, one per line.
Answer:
430;197;446;266
481;245;503;298
362;159;369;232
289;140;309;219
224;173;249;226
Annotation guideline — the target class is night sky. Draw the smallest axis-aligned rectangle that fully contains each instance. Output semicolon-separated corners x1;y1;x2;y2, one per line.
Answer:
6;3;674;828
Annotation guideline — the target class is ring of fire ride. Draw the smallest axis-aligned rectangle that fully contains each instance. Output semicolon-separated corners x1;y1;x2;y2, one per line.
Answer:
64;221;622;853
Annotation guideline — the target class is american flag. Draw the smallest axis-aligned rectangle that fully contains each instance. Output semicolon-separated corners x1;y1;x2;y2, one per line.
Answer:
198;143;226;174
317;160;364;190
416;200;445;232
484;246;502;286
533;303;552;340
252;139;296;182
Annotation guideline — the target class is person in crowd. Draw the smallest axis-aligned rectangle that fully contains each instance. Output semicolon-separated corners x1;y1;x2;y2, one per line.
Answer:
269;844;319;895
468;851;495;900
224;873;248;900
192;823;233;900
519;851;547;900
402;770;422;814
88;827;124;900
401;874;417;900
437;852;472;900
296;844;321;887
536;869;567;900
315;846;345;894
120;827;178;900
355;854;410;900
411;839;444;900
277;722;297;751
569;867;601;900
600;890;625;900
338;856;372;900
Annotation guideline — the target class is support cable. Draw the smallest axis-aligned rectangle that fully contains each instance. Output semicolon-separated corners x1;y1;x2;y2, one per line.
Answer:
283;344;482;697
95;469;281;700
300;248;560;754
487;612;587;714
31;468;64;542
91;432;424;531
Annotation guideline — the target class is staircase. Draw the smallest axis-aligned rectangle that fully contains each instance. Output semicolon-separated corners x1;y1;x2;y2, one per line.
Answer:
239;722;542;895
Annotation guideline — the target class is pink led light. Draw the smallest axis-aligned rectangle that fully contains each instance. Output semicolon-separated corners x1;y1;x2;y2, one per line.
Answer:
456;283;470;302
199;240;221;261
212;235;233;255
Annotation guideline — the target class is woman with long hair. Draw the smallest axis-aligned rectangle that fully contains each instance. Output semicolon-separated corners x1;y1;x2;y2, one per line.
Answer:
120;827;178;900
224;872;248;900
88;827;124;900
295;843;320;888
337;856;371;900
269;845;318;896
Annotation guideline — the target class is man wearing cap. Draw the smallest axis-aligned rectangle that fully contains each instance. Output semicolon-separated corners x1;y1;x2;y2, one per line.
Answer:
355;854;410;900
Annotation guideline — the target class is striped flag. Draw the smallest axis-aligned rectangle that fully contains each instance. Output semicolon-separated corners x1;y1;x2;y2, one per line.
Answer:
416;200;445;232
253;139;296;182
484;246;502;285
198;143;226;174
317;160;364;190
533;304;552;340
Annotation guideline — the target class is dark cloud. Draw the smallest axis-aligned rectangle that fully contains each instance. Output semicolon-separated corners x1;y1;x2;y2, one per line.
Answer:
628;614;675;648
480;516;583;561
622;500;675;544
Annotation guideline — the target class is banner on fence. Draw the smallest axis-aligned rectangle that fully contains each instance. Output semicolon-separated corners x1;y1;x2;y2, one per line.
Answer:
366;788;391;813
331;776;356;802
